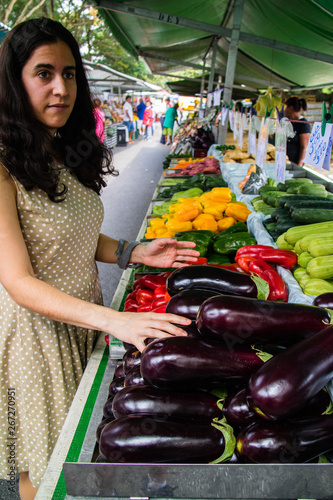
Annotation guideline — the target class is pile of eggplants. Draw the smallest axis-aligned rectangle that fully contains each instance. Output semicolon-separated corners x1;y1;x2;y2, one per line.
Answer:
96;264;333;465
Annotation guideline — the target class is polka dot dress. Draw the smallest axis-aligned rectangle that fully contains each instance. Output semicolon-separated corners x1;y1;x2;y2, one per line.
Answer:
0;168;104;487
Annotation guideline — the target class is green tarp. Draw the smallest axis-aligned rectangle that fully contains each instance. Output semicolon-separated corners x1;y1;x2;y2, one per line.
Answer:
94;0;333;92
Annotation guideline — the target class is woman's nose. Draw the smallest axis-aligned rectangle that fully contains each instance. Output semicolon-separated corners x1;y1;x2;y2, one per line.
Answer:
52;75;68;96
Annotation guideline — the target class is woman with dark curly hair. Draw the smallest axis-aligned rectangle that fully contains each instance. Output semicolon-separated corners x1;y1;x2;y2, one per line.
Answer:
0;18;198;500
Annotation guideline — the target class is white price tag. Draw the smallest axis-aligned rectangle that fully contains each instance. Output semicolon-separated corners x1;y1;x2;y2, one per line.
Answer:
256;117;269;168
275;122;287;183
221;107;228;126
229;110;234;132
237;114;244;149
303;122;333;170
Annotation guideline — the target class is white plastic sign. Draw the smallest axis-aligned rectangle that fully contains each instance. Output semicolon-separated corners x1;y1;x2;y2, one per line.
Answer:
237;114;244;149
303;122;333;171
248;115;256;156
256;117;269;168
221;107;228;126
275;124;287;184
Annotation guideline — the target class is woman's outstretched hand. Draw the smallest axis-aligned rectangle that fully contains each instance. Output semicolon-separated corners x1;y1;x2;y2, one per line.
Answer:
136;238;200;268
106;310;192;352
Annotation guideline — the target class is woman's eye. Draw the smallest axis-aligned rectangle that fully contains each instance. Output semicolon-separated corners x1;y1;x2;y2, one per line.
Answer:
37;70;49;78
64;72;75;80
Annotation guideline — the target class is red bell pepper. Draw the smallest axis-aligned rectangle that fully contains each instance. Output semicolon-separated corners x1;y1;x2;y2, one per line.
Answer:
151;304;167;313
206;263;248;273
136;289;155;306
124;299;140;311
150;297;167;310
236;256;257;273
248;258;288;302
235;244;274;260
165;291;172;303
189;257;208;266
259;248;298;270
139;274;167;291
154;285;167;299
137;303;153;312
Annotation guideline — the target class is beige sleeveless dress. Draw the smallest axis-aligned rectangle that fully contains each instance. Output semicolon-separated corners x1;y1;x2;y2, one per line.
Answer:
0;168;104;487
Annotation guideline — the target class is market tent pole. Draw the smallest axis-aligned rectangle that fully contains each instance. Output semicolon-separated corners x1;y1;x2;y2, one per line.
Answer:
218;0;244;145
199;60;206;110
207;37;218;94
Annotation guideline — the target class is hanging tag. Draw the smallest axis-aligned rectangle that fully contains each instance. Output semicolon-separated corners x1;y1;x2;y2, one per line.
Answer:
229;110;234;132
255;116;269;168
303;122;333;170
237;113;244;149
221;107;228;126
248;115;257;157
275;121;287;184
233;112;239;140
207;93;213;108
214;89;222;106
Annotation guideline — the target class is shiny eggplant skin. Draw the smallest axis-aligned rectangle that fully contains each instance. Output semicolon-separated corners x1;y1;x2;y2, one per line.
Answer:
248;325;333;420
99;415;227;463
124;365;145;387
236;415;333;463
167;265;258;298
313;292;333;309
166;289;219;320
108;376;125;398
96;416;115;443
141;336;269;390
222;388;258;432
112;384;223;421
103;396;116;419
122;346;141;374
114;363;125;379
197;295;330;346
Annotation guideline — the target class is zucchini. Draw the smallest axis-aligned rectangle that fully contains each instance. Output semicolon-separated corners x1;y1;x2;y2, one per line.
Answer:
293;267;307;281
307;256;333;280
285;221;333;245
303;278;333;296
276;220;302;235
265;191;291;207
276;233;294;250
298;252;313;268
308;235;333;258
258;185;278;195
294;239;303;255
265;222;278;233
291;209;333;224
297;184;328;197
299;272;311;290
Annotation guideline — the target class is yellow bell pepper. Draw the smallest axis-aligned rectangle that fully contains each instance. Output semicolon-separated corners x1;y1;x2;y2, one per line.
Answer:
155;227;172;238
149;218;166;230
225;203;251;222
195;218;218;232
217;216;237;232
202;200;228;219
209;187;232;203
192;213;216;231
145;227;156;239
165;219;192;237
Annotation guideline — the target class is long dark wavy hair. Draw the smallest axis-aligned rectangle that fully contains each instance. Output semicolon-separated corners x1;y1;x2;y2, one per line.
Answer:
0;17;117;201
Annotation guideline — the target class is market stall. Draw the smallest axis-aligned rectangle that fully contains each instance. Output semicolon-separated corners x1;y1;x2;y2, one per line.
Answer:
35;133;333;498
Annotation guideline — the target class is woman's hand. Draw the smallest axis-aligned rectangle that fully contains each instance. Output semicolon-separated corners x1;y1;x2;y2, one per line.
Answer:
105;310;192;352
132;238;200;268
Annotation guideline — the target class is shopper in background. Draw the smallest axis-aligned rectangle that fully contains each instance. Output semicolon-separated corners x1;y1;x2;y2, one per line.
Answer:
123;94;135;143
136;97;146;135
0;17;199;500
284;97;311;166
160;96;171;144
143;98;154;141
92;98;105;143
163;102;179;145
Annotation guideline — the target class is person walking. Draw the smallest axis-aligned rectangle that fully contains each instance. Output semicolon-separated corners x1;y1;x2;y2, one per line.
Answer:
123;94;135;143
143;98;154;141
0;18;199;500
92;98;105;143
136;97;146;135
163;103;179;145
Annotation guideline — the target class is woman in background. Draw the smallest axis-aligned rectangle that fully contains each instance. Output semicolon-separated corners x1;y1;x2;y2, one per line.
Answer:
92;97;105;143
284;97;311;166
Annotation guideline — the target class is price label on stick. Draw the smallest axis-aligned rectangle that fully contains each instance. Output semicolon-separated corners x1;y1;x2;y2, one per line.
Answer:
229;110;234;132
237;114;244;149
248;115;256;156
303;122;333;170
221;107;228;126
256;117;269;168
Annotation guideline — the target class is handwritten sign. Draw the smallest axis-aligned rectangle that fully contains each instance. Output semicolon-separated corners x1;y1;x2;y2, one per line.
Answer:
303;122;333;171
256;117;269;168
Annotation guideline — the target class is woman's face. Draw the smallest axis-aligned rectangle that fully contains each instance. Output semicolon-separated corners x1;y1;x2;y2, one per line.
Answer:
21;41;77;135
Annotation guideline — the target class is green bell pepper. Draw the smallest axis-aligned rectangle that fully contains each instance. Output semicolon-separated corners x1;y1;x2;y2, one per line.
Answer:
176;230;213;257
213;232;256;255
213;222;248;241
206;252;232;265
170;187;203;202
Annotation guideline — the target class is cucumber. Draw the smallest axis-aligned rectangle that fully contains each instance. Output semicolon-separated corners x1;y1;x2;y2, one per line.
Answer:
258;185;278;195
297;184;328;197
275;194;295;208
265;191;291;207
285;178;313;186
271;207;290;222
285;221;333;245
291;209;333;224
282;195;328;210
286;199;333;211
276;220;302;235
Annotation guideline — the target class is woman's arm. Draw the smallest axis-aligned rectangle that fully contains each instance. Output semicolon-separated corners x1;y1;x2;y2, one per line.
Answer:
298;132;311;166
0;168;191;351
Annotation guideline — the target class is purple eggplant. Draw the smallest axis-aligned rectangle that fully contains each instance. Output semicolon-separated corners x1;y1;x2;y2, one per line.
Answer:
222;388;258;432
196;295;330;346
166;266;258;298
313;292;333;309
140;337;271;391
248;325;333;420
236;414;333;463
95;454;108;463
103;396;116;419
122;346;141;374
108;376;125;398
99;415;235;464
124;365;145;387
114;363;125;379
112;384;223;421
96;416;115;443
166;289;219;320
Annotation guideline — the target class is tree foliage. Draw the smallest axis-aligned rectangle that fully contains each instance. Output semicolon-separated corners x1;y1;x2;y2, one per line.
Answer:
0;0;166;86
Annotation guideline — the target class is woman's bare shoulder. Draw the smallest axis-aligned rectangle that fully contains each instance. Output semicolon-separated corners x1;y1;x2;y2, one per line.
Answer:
0;164;17;197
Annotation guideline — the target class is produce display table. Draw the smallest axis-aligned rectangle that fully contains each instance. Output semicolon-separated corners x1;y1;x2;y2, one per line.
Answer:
36;158;333;500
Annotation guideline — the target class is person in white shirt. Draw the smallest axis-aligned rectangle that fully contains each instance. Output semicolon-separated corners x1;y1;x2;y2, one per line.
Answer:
123;95;135;143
